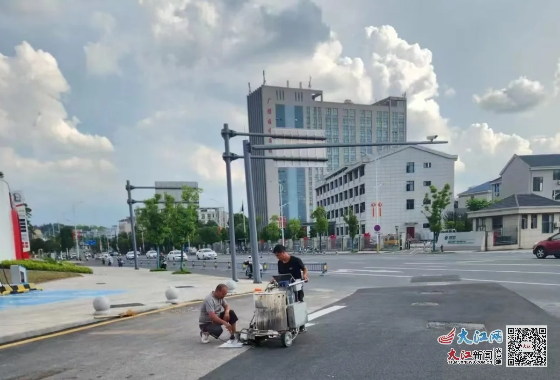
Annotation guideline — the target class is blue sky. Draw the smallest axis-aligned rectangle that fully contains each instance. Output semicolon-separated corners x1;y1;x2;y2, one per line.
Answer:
1;0;559;226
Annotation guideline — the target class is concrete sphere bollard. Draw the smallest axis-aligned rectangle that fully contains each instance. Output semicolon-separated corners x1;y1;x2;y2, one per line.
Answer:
226;279;237;293
93;296;111;315
165;286;180;304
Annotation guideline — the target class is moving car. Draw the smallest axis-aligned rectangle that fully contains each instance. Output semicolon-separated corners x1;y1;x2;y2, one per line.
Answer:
126;251;141;260
167;250;188;261
197;248;217;260
146;250;157;258
533;233;560;259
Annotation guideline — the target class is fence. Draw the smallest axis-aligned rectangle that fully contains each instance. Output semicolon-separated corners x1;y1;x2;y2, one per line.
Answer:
209;235;403;253
129;257;328;275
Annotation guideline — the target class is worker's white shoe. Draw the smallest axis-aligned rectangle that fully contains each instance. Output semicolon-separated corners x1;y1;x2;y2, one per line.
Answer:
200;332;210;344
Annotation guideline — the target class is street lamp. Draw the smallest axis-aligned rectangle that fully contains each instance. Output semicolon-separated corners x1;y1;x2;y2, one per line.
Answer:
72;201;83;260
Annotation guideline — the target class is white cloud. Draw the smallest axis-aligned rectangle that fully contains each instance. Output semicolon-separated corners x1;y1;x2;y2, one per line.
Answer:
442;85;456;98
472;76;548;113
554;58;560;96
0;42;116;207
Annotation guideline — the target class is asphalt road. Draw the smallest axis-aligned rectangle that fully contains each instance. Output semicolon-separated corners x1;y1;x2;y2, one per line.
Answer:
2;281;558;379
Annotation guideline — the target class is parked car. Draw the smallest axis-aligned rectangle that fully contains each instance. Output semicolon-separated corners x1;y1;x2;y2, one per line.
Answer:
146;250;157;258
197;248;217;260
126;251;141;260
167;250;188;261
533;233;560;259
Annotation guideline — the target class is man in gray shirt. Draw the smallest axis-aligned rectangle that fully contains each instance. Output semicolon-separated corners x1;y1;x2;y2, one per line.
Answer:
199;284;239;344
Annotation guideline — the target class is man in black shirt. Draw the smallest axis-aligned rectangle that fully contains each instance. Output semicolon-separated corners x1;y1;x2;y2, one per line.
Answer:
273;244;308;300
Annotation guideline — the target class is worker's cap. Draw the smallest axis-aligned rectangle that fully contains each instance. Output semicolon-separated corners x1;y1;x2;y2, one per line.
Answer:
272;244;286;255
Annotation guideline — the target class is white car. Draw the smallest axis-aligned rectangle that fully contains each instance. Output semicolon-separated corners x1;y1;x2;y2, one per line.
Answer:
167;250;188;261
126;251;140;260
146;250;157;258
197;248;217;260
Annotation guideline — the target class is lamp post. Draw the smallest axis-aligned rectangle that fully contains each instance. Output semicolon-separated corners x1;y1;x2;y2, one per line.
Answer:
279;183;285;245
395;226;400;250
71;201;83;260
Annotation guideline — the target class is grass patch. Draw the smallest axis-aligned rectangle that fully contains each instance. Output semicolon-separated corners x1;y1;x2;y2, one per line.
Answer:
1;259;93;274
150;268;167;272
0;269;82;284
172;269;191;275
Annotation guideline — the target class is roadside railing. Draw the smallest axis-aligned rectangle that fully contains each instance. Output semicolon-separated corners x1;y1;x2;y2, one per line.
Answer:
133;258;328;276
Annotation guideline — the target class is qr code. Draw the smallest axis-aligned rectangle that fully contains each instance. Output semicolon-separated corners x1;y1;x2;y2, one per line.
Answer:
506;325;547;367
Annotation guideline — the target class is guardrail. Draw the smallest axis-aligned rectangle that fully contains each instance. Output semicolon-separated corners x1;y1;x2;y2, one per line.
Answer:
136;259;328;276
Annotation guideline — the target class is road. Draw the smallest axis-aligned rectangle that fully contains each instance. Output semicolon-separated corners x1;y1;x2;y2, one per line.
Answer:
10;250;558;378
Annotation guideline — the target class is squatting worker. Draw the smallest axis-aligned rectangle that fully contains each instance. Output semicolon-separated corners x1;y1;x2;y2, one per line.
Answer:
273;244;308;301
199;284;239;344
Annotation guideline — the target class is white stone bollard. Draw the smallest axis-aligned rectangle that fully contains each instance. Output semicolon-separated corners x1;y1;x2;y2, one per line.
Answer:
165;286;180;304
226;279;237;293
93;296;111;316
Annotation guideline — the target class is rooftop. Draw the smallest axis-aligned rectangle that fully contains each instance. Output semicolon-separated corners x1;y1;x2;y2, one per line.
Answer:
470;194;560;212
458;181;492;196
518;154;560;168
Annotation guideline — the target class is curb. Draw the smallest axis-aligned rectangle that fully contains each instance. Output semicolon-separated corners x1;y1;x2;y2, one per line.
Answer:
0;291;254;349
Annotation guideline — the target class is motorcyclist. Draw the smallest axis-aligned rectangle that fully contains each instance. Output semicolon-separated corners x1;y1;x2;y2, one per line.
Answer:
107;255;113;266
117;256;123;267
243;255;262;278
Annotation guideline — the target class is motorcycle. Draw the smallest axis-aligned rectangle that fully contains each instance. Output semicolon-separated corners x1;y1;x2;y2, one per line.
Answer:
117;258;123;267
101;258;106;265
243;260;263;279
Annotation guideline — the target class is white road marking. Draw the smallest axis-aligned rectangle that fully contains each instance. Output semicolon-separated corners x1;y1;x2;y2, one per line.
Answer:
307;305;346;321
363;266;560;276
463;278;560;287
332;269;402;273
332;272;412;278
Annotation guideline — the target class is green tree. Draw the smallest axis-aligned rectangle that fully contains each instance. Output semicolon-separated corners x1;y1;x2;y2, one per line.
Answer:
343;209;360;251
287;218;303;247
443;210;472;232
44;239;60;252
263;215;281;242
423;183;452;251
466;198;494;212
311;206;328;250
136;193;166;253
116;233;131;254
219;227;229;241
199;227;220;245
172;186;201;268
58;226;74;250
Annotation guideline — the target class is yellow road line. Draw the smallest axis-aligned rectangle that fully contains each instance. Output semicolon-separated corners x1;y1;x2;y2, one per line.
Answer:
0;291;253;350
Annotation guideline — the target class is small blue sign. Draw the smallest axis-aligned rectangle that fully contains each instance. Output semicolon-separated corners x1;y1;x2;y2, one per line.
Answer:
374;225;381;232
86;240;96;245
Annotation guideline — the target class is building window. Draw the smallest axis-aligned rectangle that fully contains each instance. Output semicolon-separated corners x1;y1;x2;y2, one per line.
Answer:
492;216;503;230
521;214;528;229
406;162;414;173
360;202;365;213
422;223;430;229
406;199;414;210
361;224;366;234
423;181;431;187
531;214;538;229
533;176;543;192
554;170;560;181
406;181;415;191
553;190;560;201
423;162;432;168
542;214;555;234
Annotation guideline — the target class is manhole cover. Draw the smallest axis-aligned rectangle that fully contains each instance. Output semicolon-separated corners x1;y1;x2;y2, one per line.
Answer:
410;275;461;283
175;286;194;289
419;291;443;294
110;303;145;308
412;302;438;306
427;322;486;330
96;283;106;285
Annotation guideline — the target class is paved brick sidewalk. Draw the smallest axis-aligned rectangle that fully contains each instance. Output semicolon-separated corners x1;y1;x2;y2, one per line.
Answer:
0;266;256;345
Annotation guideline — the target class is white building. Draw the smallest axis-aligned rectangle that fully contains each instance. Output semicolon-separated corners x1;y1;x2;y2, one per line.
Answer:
456;180;495;209
198;207;229;228
247;83;407;228
315;146;457;240
118;218;132;234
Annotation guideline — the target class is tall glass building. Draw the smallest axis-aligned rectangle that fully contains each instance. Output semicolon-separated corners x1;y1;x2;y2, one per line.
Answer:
247;85;407;228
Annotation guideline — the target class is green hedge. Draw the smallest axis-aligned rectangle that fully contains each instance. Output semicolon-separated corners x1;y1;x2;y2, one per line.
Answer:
0;260;93;274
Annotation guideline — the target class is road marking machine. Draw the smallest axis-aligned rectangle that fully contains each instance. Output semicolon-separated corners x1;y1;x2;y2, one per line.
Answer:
237;275;308;348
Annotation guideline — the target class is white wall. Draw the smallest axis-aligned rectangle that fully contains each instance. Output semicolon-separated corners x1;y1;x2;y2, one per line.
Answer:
436;231;485;251
364;148;455;239
0;181;16;262
500;157;531;198
531;168;560;200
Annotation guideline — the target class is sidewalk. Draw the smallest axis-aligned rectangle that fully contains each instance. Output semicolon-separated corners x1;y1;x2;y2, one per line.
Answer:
0;267;256;345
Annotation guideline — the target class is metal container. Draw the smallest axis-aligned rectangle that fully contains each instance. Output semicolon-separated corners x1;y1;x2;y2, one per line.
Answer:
253;291;287;331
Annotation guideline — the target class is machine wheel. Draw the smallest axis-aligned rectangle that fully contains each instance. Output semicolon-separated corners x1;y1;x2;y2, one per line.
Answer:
280;332;293;347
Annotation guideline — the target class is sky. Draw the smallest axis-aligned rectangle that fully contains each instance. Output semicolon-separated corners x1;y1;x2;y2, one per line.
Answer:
1;0;560;227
